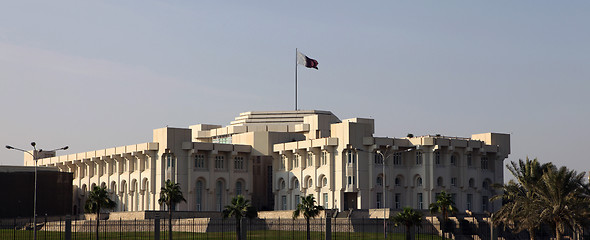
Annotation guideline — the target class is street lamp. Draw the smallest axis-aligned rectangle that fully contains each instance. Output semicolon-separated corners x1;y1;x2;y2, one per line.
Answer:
376;146;414;240
6;142;68;240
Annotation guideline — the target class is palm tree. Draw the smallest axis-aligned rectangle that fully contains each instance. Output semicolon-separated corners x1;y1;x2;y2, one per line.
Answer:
491;158;550;240
158;180;186;240
84;186;116;240
293;195;324;240
429;191;457;236
391;207;423;240
533;166;590;240
223;195;258;240
491;180;541;240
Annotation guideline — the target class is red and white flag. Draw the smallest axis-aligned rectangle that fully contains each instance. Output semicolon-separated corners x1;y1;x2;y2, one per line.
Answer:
297;50;319;69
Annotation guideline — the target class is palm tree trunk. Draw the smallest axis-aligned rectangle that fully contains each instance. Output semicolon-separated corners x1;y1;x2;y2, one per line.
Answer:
406;225;411;240
169;206;173;240
555;222;562;240
528;227;535;240
236;218;242;240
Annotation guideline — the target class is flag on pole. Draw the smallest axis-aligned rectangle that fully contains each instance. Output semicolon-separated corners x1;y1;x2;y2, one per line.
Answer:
297;51;319;69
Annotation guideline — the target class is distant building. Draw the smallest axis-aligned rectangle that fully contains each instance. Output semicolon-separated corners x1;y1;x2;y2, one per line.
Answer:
26;110;509;214
0;166;73;218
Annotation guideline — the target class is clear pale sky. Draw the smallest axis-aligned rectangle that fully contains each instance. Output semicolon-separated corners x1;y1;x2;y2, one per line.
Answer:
1;1;588;182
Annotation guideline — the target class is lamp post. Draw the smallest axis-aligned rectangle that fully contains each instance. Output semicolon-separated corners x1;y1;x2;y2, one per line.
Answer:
376;146;414;240
6;142;68;240
376;149;388;239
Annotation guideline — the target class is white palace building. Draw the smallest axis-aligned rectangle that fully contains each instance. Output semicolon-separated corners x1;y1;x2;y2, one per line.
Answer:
25;110;510;215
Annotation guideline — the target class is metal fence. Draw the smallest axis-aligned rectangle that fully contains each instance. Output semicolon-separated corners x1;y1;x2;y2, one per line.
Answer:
2;216;586;240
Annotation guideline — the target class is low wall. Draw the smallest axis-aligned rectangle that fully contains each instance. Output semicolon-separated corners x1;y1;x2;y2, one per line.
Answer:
107;211;222;220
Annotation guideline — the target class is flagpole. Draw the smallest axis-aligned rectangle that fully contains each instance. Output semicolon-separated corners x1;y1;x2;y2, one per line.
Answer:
295;48;298;111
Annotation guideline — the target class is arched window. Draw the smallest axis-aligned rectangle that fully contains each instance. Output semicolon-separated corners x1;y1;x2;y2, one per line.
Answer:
308;178;313;189
144;180;150;210
482;180;490;190
417;177;423;187
294;179;300;189
279;178;286;190
395;177;401;186
196;180;203;211
469;178;475;188
322;176;328;187
377;176;383;186
110;181;117;193
216;180;224;211
236;181;243;196
437;177;443;187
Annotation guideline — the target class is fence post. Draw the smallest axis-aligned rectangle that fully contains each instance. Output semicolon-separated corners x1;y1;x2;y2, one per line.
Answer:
65;216;71;240
325;217;332;240
154;216;160;240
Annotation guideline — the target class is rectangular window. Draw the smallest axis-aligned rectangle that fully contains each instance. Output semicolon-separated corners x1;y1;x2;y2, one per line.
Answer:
450;155;457;166
280;155;286;170
321;151;328;165
451;177;457;187
376;193;383;208
375;153;383;165
293;154;299;168
482;196;489;212
393;152;402;165
347;150;355;164
467;154;472;167
467;194;473;211
323;193;328;208
307;153;313;168
195;154;206;169
395;193;401;209
347;176;355;185
481;157;489;170
415;152;423;165
451;193;457;205
435;152;441;165
295;195;300;207
281;195;287;210
215;155;225;170
417;193;423;210
234;156;244;170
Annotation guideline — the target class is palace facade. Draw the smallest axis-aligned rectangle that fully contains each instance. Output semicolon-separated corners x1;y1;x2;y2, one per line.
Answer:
25;110;510;214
